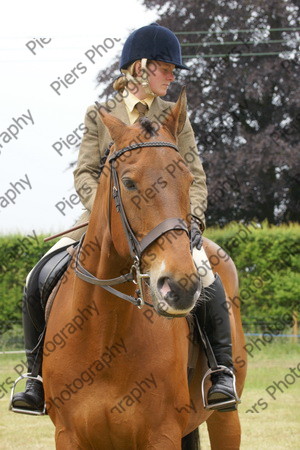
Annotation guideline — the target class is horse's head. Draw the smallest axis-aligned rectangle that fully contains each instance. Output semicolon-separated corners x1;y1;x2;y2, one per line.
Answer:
99;89;201;317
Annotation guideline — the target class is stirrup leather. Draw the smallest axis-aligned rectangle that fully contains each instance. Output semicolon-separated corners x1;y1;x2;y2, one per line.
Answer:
9;373;46;416
201;365;241;410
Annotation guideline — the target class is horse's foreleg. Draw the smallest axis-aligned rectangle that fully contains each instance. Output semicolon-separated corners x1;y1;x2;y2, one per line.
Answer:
206;410;241;450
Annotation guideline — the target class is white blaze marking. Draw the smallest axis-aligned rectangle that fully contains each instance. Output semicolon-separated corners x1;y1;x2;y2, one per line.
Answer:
160;260;166;273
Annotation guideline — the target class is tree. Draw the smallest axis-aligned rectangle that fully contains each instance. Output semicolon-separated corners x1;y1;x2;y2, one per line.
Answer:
96;0;300;226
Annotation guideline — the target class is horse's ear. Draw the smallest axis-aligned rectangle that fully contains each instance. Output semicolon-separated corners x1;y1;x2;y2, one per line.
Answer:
95;103;127;142
162;87;187;137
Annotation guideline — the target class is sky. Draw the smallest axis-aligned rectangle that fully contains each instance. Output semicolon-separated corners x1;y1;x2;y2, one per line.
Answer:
0;0;158;236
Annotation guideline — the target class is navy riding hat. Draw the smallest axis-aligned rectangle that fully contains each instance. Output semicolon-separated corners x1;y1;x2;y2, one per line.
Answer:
120;23;189;70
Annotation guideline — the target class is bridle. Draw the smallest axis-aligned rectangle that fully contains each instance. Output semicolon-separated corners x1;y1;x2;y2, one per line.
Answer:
75;141;190;309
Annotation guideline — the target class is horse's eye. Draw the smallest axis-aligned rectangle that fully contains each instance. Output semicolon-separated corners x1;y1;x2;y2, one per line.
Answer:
122;178;137;191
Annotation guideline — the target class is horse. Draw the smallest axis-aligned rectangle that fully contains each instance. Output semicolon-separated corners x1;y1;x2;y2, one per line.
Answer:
43;89;247;449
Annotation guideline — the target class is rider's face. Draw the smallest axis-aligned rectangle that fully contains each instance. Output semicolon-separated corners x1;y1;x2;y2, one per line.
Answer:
147;61;175;96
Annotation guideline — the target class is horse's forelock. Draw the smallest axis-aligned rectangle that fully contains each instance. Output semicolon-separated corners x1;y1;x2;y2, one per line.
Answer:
139;117;157;137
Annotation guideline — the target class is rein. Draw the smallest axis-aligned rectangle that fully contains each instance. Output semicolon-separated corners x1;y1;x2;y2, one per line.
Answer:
75;140;189;308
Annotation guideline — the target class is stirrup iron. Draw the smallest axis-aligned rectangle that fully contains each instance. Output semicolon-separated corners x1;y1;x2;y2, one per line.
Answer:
9;373;46;416
201;365;241;410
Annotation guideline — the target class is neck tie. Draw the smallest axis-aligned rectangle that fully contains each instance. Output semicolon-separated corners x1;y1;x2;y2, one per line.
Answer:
135;102;148;121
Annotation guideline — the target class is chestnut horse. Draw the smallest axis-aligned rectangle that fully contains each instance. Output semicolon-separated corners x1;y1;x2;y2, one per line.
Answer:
43;90;247;449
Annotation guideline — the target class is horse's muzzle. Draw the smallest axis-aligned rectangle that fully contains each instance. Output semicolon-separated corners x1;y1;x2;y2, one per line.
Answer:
155;275;201;316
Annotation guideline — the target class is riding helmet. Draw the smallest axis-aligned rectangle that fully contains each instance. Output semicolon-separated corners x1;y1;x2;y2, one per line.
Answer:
120;23;189;70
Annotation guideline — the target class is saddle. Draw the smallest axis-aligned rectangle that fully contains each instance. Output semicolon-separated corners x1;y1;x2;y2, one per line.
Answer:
27;242;77;313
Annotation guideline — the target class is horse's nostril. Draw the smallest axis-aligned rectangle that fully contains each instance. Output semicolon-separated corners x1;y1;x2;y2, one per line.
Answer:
157;277;172;297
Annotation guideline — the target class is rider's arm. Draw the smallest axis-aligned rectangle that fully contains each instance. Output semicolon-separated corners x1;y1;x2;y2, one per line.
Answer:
178;117;207;230
73;106;110;212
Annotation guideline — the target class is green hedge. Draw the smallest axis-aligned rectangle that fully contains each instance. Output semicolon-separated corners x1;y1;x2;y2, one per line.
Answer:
0;223;299;336
205;221;300;330
0;233;58;334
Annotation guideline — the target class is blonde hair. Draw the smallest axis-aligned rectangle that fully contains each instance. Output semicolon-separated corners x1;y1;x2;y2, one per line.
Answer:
113;61;138;92
113;75;127;91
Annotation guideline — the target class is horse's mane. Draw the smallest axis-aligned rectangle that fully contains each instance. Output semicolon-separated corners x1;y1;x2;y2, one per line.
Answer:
98;144;113;179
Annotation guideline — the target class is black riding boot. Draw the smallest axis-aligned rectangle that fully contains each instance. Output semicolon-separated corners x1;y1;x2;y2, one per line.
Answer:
11;287;45;413
195;274;238;412
11;244;73;414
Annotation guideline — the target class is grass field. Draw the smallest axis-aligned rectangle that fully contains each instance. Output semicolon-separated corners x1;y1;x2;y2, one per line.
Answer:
0;340;299;449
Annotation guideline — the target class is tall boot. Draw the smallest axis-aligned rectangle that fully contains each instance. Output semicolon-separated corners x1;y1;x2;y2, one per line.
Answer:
11;287;45;413
195;274;239;412
11;243;73;414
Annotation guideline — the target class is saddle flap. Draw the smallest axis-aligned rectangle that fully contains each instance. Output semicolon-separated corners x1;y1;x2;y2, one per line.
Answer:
37;243;77;308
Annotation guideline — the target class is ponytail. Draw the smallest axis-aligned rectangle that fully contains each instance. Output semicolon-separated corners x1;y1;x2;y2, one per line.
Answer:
113;62;138;92
113;75;128;92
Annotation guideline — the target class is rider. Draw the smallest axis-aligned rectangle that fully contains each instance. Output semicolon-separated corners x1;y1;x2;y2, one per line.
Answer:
11;23;238;413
